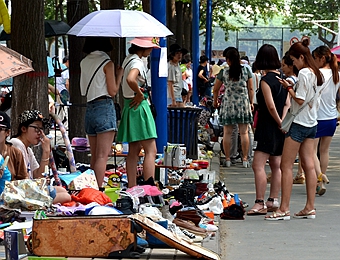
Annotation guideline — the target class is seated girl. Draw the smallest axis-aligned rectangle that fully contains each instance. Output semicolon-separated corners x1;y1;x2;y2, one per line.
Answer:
10;110;71;204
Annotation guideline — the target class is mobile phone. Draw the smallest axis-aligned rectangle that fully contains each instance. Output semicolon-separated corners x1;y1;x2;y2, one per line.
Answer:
276;75;282;80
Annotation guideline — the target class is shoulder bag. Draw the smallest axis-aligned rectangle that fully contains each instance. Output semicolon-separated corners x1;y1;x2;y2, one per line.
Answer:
281;82;320;132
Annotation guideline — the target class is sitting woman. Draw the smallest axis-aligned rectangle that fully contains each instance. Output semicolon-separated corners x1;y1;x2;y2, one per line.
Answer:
10;110;71;204
0;111;28;181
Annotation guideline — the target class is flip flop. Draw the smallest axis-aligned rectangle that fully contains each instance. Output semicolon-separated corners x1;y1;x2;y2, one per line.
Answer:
264;211;290;221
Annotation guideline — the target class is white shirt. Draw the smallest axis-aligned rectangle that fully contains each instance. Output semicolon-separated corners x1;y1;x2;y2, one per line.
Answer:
10;138;39;179
56;69;69;93
80;51;111;102
291;68;319;127
121;54;146;99
317;68;340;120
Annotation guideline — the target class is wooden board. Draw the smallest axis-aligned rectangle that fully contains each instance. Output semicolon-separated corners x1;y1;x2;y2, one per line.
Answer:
129;214;220;260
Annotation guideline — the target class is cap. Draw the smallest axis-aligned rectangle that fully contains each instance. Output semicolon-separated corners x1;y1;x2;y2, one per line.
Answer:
169;43;188;55
0;111;10;129
129;37;161;49
18;110;49;128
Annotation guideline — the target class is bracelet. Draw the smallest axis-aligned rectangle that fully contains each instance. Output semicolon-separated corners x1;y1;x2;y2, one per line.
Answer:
41;158;49;162
287;86;293;91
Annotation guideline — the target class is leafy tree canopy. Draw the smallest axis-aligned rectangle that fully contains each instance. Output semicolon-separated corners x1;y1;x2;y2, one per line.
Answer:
282;0;340;47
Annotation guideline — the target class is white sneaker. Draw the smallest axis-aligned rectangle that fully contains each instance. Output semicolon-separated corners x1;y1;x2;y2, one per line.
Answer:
168;223;193;243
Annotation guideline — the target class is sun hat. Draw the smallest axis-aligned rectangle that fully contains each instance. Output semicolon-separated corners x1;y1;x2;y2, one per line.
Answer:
0;111;10;129
211;64;222;76
129;37;161;49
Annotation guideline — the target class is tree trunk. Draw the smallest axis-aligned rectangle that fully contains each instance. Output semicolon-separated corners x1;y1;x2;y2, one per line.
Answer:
175;1;184;47
167;0;177;44
142;0;150;13
11;0;48;135
183;3;192;53
67;0;89;163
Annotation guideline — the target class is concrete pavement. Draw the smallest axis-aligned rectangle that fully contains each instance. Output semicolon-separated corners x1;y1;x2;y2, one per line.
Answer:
219;127;340;260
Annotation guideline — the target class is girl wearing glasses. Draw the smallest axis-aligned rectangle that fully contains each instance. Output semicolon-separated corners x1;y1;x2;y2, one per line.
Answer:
11;110;71;204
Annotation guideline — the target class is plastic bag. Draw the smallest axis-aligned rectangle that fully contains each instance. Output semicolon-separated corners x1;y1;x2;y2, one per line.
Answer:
2;178;53;210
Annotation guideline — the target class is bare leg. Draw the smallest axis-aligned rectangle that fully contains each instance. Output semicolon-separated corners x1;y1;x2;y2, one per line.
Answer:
279;137;300;213
53;186;71;204
238;123;249;162
299;138;317;212
222;125;234;161
249;151;269;211
318;136;332;174
140;139;157;181
88;131;115;187
126;142;142;188
268;155;282;199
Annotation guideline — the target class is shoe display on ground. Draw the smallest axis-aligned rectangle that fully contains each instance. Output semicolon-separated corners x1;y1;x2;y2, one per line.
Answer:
173;218;208;236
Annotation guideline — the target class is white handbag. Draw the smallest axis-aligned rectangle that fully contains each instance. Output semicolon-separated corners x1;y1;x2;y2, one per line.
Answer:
280;111;295;133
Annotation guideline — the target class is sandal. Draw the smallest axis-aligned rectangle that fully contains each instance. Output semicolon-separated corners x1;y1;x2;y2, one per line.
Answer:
293;173;305;184
247;199;267;215
264;210;290;221
266;198;279;212
293;209;316;219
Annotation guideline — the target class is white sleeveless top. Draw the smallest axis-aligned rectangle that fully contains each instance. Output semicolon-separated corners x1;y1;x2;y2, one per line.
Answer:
80;51;111;102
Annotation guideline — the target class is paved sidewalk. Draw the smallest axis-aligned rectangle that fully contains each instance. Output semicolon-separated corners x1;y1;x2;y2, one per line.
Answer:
219;127;340;260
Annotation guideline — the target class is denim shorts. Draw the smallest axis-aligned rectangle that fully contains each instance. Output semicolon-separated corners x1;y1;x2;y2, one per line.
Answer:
48;185;57;199
85;98;117;136
286;122;317;143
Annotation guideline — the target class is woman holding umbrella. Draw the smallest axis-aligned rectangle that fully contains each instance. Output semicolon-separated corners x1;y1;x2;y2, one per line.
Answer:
117;37;160;187
80;37;123;187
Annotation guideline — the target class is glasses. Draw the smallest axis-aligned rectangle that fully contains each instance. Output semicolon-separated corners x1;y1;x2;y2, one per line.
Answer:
28;125;44;133
0;127;8;132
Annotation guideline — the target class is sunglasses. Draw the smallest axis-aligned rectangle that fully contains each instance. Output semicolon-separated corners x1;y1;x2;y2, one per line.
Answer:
0;127;8;132
28;125;44;133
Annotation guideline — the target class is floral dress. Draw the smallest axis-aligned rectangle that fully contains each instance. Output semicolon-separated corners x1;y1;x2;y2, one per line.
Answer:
217;66;253;125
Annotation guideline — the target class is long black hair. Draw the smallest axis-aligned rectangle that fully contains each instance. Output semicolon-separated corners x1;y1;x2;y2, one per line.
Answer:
224;48;242;81
312;45;339;85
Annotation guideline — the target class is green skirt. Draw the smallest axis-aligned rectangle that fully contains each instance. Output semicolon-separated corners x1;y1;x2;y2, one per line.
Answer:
117;98;157;143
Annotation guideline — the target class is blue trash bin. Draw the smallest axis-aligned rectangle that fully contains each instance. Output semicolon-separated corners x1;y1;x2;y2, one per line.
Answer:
167;107;202;159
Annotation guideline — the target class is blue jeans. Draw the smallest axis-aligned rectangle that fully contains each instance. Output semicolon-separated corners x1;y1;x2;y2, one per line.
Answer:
85;98;117;136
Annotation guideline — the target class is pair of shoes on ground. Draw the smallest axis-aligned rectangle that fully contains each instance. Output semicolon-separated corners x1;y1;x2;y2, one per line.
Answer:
247;198;279;215
264;209;316;221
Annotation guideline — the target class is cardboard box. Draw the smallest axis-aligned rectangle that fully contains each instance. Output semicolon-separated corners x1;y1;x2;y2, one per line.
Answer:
164;145;186;167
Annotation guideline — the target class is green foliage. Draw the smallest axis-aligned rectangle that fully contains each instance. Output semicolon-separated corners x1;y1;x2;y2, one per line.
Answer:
283;0;339;43
124;0;143;10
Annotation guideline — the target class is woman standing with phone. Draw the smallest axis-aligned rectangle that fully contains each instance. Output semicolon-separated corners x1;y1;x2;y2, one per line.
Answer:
265;39;323;220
